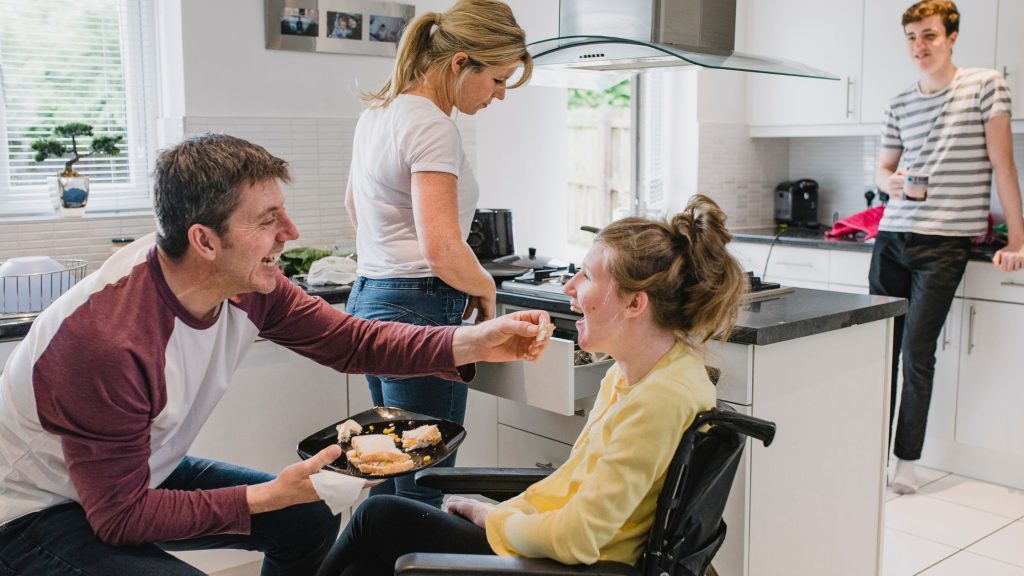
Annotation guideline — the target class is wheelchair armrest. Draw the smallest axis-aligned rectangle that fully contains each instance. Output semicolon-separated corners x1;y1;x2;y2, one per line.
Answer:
395;553;639;575
712;401;777;447
414;468;552;500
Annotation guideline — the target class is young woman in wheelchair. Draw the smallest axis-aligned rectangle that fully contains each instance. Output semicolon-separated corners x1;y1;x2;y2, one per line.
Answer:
317;195;748;576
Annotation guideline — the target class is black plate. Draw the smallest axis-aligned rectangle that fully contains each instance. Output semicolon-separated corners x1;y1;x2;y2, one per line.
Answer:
297;407;467;479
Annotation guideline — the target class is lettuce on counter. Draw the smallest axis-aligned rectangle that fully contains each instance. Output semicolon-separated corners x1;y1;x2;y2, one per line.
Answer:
277;247;333;276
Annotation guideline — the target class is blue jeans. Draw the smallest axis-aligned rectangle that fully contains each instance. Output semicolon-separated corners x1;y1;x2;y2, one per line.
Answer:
0;457;340;576
347;276;469;508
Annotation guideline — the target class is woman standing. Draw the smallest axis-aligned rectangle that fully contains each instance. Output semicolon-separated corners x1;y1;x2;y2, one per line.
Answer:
345;0;532;507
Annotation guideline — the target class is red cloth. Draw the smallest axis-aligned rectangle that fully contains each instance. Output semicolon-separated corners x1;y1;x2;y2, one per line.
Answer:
825;206;885;239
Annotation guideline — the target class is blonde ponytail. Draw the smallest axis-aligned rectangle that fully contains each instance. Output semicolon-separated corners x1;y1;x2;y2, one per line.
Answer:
362;0;532;109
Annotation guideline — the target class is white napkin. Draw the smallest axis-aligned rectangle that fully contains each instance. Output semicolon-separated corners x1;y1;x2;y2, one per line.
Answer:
310;470;365;515
307;256;357;286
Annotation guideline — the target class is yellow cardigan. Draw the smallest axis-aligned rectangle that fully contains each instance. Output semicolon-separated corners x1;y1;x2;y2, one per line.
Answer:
485;340;716;565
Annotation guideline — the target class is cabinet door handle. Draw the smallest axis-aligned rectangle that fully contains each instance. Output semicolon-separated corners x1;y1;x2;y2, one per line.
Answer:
775;260;813;268
535;461;555;469
999;280;1024;288
967;304;976;355
845;77;855;119
1003;65;1010;79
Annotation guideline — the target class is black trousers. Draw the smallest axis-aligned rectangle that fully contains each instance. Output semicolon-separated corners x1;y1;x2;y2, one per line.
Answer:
317;495;494;576
869;231;971;460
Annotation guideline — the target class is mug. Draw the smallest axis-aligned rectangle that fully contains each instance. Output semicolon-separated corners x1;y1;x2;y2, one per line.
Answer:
904;172;928;202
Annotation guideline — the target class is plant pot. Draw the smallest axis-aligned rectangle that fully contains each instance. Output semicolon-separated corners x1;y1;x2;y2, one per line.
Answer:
51;175;90;217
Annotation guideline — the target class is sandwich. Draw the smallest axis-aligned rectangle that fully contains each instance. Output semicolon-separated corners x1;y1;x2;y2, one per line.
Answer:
401;424;442;451
345;434;414;475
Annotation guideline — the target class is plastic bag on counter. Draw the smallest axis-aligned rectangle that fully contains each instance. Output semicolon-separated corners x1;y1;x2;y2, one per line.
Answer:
307;256;357;286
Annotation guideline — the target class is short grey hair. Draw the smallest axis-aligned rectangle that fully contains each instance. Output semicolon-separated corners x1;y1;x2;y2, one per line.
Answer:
153;133;291;259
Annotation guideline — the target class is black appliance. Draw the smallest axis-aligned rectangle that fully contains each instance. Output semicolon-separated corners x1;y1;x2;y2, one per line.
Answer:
774;179;819;227
467;209;515;260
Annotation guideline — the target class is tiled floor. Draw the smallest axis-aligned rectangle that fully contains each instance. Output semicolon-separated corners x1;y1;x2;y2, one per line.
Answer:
884;467;1024;575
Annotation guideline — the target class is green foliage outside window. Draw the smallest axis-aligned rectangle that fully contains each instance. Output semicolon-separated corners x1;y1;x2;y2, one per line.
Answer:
568;79;632;110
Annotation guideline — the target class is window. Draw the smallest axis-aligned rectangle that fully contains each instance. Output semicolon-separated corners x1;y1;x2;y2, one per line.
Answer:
0;0;157;217
565;77;637;261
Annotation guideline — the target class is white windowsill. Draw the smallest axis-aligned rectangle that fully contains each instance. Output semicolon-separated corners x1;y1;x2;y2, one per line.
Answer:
0;207;154;224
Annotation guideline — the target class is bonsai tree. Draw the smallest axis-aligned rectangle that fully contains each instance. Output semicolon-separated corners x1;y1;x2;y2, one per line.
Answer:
31;122;123;177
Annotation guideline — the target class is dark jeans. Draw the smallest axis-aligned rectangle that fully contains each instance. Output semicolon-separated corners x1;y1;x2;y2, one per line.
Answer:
0;457;340;576
869;231;971;460
317;495;493;576
347;276;469;508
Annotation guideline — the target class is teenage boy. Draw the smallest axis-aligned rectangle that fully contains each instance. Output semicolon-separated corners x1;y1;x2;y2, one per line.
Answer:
872;0;1024;494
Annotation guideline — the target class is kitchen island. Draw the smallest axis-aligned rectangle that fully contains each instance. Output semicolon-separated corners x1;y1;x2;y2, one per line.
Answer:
484;286;907;576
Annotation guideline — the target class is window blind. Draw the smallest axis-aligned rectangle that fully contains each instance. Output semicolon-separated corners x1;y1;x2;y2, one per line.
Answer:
0;0;156;216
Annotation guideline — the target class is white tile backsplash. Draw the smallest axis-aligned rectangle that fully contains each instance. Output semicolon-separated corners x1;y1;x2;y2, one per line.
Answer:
697;123;789;229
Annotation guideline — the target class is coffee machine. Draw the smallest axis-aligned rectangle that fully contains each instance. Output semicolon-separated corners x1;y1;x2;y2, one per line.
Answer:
774;179;819;228
467;209;515;260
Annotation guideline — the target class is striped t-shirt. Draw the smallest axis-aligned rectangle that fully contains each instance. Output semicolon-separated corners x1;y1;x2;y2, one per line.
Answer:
879;68;1013;236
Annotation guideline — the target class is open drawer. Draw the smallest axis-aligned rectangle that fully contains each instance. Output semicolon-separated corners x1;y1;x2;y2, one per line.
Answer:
473;334;611;416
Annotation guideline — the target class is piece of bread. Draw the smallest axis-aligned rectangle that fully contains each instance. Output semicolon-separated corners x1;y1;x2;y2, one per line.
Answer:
536;322;554;342
354;458;416;475
335;419;362;443
401;424;442;452
346;433;413;475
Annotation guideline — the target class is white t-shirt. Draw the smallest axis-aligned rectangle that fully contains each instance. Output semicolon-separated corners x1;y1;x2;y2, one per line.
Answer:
350;94;480;278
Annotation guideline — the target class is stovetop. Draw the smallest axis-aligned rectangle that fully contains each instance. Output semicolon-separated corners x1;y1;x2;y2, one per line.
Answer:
498;268;795;304
500;266;574;302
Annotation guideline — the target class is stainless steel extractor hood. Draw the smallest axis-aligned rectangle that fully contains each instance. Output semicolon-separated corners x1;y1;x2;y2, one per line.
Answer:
529;0;838;80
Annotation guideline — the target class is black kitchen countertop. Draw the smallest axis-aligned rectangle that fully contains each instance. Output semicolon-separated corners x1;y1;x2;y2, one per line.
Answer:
4;277;906;348
731;226;1002;261
496;286;907;347
0;280;351;342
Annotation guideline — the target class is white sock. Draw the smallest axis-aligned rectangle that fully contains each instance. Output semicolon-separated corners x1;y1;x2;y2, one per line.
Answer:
891;458;919;494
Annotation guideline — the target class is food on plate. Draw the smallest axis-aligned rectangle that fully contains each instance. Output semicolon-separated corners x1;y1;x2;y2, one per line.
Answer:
536;321;554;342
335;419;362;443
401;424;442;452
345;434;414;475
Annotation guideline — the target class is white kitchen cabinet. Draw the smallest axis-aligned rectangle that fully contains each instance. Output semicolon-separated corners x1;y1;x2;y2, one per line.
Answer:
474;303;611;416
764;244;831;289
861;0;997;124
828;249;872;294
728;241;831;290
730;241;875;293
497;424;572;470
955;299;1024;459
996;0;1024;118
749;0;1012;135
920;262;1024;490
749;0;863;128
728;241;769;277
708;319;892;576
926;300;964;445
